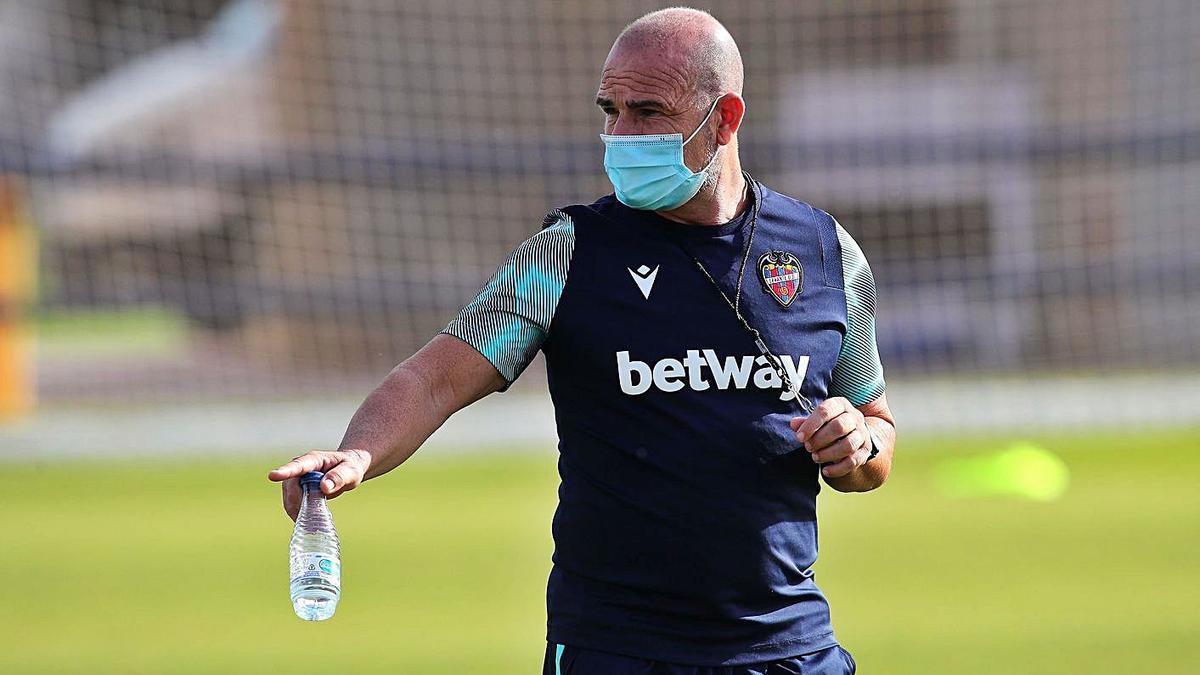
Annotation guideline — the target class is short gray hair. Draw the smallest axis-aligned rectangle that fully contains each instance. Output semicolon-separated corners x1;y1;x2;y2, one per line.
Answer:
616;7;744;105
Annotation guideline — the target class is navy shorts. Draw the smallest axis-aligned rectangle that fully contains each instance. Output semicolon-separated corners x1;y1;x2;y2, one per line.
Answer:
542;642;857;675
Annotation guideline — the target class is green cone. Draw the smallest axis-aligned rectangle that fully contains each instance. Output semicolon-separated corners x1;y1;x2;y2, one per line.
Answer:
934;442;1070;501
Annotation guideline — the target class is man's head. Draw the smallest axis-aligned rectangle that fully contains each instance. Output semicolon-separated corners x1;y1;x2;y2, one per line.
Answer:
596;8;746;204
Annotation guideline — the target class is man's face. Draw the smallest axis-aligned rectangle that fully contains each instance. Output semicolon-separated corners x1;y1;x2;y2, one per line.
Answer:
595;48;716;173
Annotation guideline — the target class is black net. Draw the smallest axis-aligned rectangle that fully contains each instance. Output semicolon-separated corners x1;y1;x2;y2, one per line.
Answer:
1;0;1197;404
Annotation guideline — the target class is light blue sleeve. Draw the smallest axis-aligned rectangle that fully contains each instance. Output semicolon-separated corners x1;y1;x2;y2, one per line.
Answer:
829;219;887;407
441;212;576;385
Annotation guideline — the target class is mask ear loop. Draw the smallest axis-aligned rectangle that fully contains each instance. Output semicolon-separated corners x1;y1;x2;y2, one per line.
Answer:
683;95;727;175
683;95;726;146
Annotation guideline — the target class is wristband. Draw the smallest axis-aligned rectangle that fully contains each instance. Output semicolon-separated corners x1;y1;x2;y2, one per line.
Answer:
862;426;880;464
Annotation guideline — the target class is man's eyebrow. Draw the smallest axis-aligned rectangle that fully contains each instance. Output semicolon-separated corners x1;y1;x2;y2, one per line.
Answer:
594;96;667;111
625;99;666;111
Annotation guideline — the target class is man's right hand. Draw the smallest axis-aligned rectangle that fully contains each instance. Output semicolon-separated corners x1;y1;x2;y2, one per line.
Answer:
268;449;372;521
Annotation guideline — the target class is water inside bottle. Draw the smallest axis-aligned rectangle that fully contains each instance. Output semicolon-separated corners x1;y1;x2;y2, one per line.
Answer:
289;473;341;621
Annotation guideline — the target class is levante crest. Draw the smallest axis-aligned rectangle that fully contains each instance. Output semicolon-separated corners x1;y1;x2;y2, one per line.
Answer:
758;250;803;307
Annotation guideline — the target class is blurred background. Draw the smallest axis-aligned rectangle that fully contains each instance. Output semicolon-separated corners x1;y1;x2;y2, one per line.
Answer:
1;1;1197;674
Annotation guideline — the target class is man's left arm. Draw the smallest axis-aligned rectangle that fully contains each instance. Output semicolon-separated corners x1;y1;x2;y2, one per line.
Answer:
792;217;895;492
791;394;896;492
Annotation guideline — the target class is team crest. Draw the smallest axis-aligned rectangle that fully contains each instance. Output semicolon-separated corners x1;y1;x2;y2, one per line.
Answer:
758;251;803;307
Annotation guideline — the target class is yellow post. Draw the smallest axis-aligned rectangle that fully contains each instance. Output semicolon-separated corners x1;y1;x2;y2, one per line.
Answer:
0;175;36;420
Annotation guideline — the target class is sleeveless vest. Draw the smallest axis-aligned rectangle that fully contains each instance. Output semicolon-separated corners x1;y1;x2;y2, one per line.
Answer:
540;183;850;665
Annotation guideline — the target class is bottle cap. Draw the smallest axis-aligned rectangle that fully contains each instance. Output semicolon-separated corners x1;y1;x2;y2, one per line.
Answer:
300;471;325;487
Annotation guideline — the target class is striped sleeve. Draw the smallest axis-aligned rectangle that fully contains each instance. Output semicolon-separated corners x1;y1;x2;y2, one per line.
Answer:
441;211;576;386
829;219;887;407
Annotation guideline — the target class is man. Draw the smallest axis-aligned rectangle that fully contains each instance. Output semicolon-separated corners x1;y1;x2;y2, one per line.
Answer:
269;7;895;674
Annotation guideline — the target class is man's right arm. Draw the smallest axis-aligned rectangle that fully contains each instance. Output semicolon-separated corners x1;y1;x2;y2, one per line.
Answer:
268;211;577;520
268;334;505;520
339;334;507;479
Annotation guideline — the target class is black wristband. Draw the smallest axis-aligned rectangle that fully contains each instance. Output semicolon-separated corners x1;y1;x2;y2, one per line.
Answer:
862;428;880;464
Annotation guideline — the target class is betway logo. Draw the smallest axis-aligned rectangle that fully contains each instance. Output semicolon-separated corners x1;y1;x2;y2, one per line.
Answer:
617;350;809;401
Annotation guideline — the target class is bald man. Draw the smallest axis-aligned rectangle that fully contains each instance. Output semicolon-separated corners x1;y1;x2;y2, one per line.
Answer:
270;7;893;674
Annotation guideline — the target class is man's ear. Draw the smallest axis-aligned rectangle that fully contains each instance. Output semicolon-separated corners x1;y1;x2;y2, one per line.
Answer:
715;94;745;145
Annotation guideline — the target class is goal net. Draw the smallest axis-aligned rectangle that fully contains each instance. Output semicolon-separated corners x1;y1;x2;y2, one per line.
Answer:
0;0;1197;433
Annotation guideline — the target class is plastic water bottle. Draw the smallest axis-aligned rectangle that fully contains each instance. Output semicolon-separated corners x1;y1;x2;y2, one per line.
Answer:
289;471;341;621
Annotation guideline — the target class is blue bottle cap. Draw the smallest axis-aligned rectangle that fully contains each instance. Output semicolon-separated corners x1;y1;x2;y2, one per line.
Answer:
300;471;325;486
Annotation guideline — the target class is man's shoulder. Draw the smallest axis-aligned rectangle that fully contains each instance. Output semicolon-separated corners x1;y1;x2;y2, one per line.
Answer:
586;193;621;213
757;182;834;225
543;194;625;231
567;193;622;218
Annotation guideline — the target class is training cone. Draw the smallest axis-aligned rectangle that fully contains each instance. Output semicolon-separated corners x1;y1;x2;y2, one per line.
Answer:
934;442;1070;502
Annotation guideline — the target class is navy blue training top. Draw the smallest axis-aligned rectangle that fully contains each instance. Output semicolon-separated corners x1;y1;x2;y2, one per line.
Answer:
444;181;886;666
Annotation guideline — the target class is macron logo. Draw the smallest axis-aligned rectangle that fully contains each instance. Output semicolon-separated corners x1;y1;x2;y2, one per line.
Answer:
617;349;810;401
628;264;659;299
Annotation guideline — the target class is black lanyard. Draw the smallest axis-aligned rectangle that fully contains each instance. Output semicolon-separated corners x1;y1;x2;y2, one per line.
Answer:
682;174;814;413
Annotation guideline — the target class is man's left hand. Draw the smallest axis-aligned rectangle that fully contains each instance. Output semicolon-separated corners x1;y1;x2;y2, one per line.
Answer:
790;397;872;479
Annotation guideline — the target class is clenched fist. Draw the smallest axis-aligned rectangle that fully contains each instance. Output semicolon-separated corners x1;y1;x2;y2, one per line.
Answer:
791;397;873;479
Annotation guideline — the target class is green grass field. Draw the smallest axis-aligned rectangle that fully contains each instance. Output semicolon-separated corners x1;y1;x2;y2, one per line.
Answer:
7;428;1199;674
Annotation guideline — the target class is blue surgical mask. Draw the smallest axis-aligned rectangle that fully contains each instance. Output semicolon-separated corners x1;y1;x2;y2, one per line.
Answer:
600;97;723;211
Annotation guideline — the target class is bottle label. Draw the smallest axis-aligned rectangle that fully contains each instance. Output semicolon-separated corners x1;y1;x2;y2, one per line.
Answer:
290;553;341;589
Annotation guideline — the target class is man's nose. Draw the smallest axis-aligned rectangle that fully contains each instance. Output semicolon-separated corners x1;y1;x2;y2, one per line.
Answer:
608;115;645;136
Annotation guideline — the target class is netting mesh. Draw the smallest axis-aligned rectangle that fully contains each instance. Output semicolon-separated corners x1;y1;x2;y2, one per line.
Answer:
1;0;1197;405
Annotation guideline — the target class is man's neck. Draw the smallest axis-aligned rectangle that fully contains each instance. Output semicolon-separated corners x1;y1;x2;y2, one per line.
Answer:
656;162;748;225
